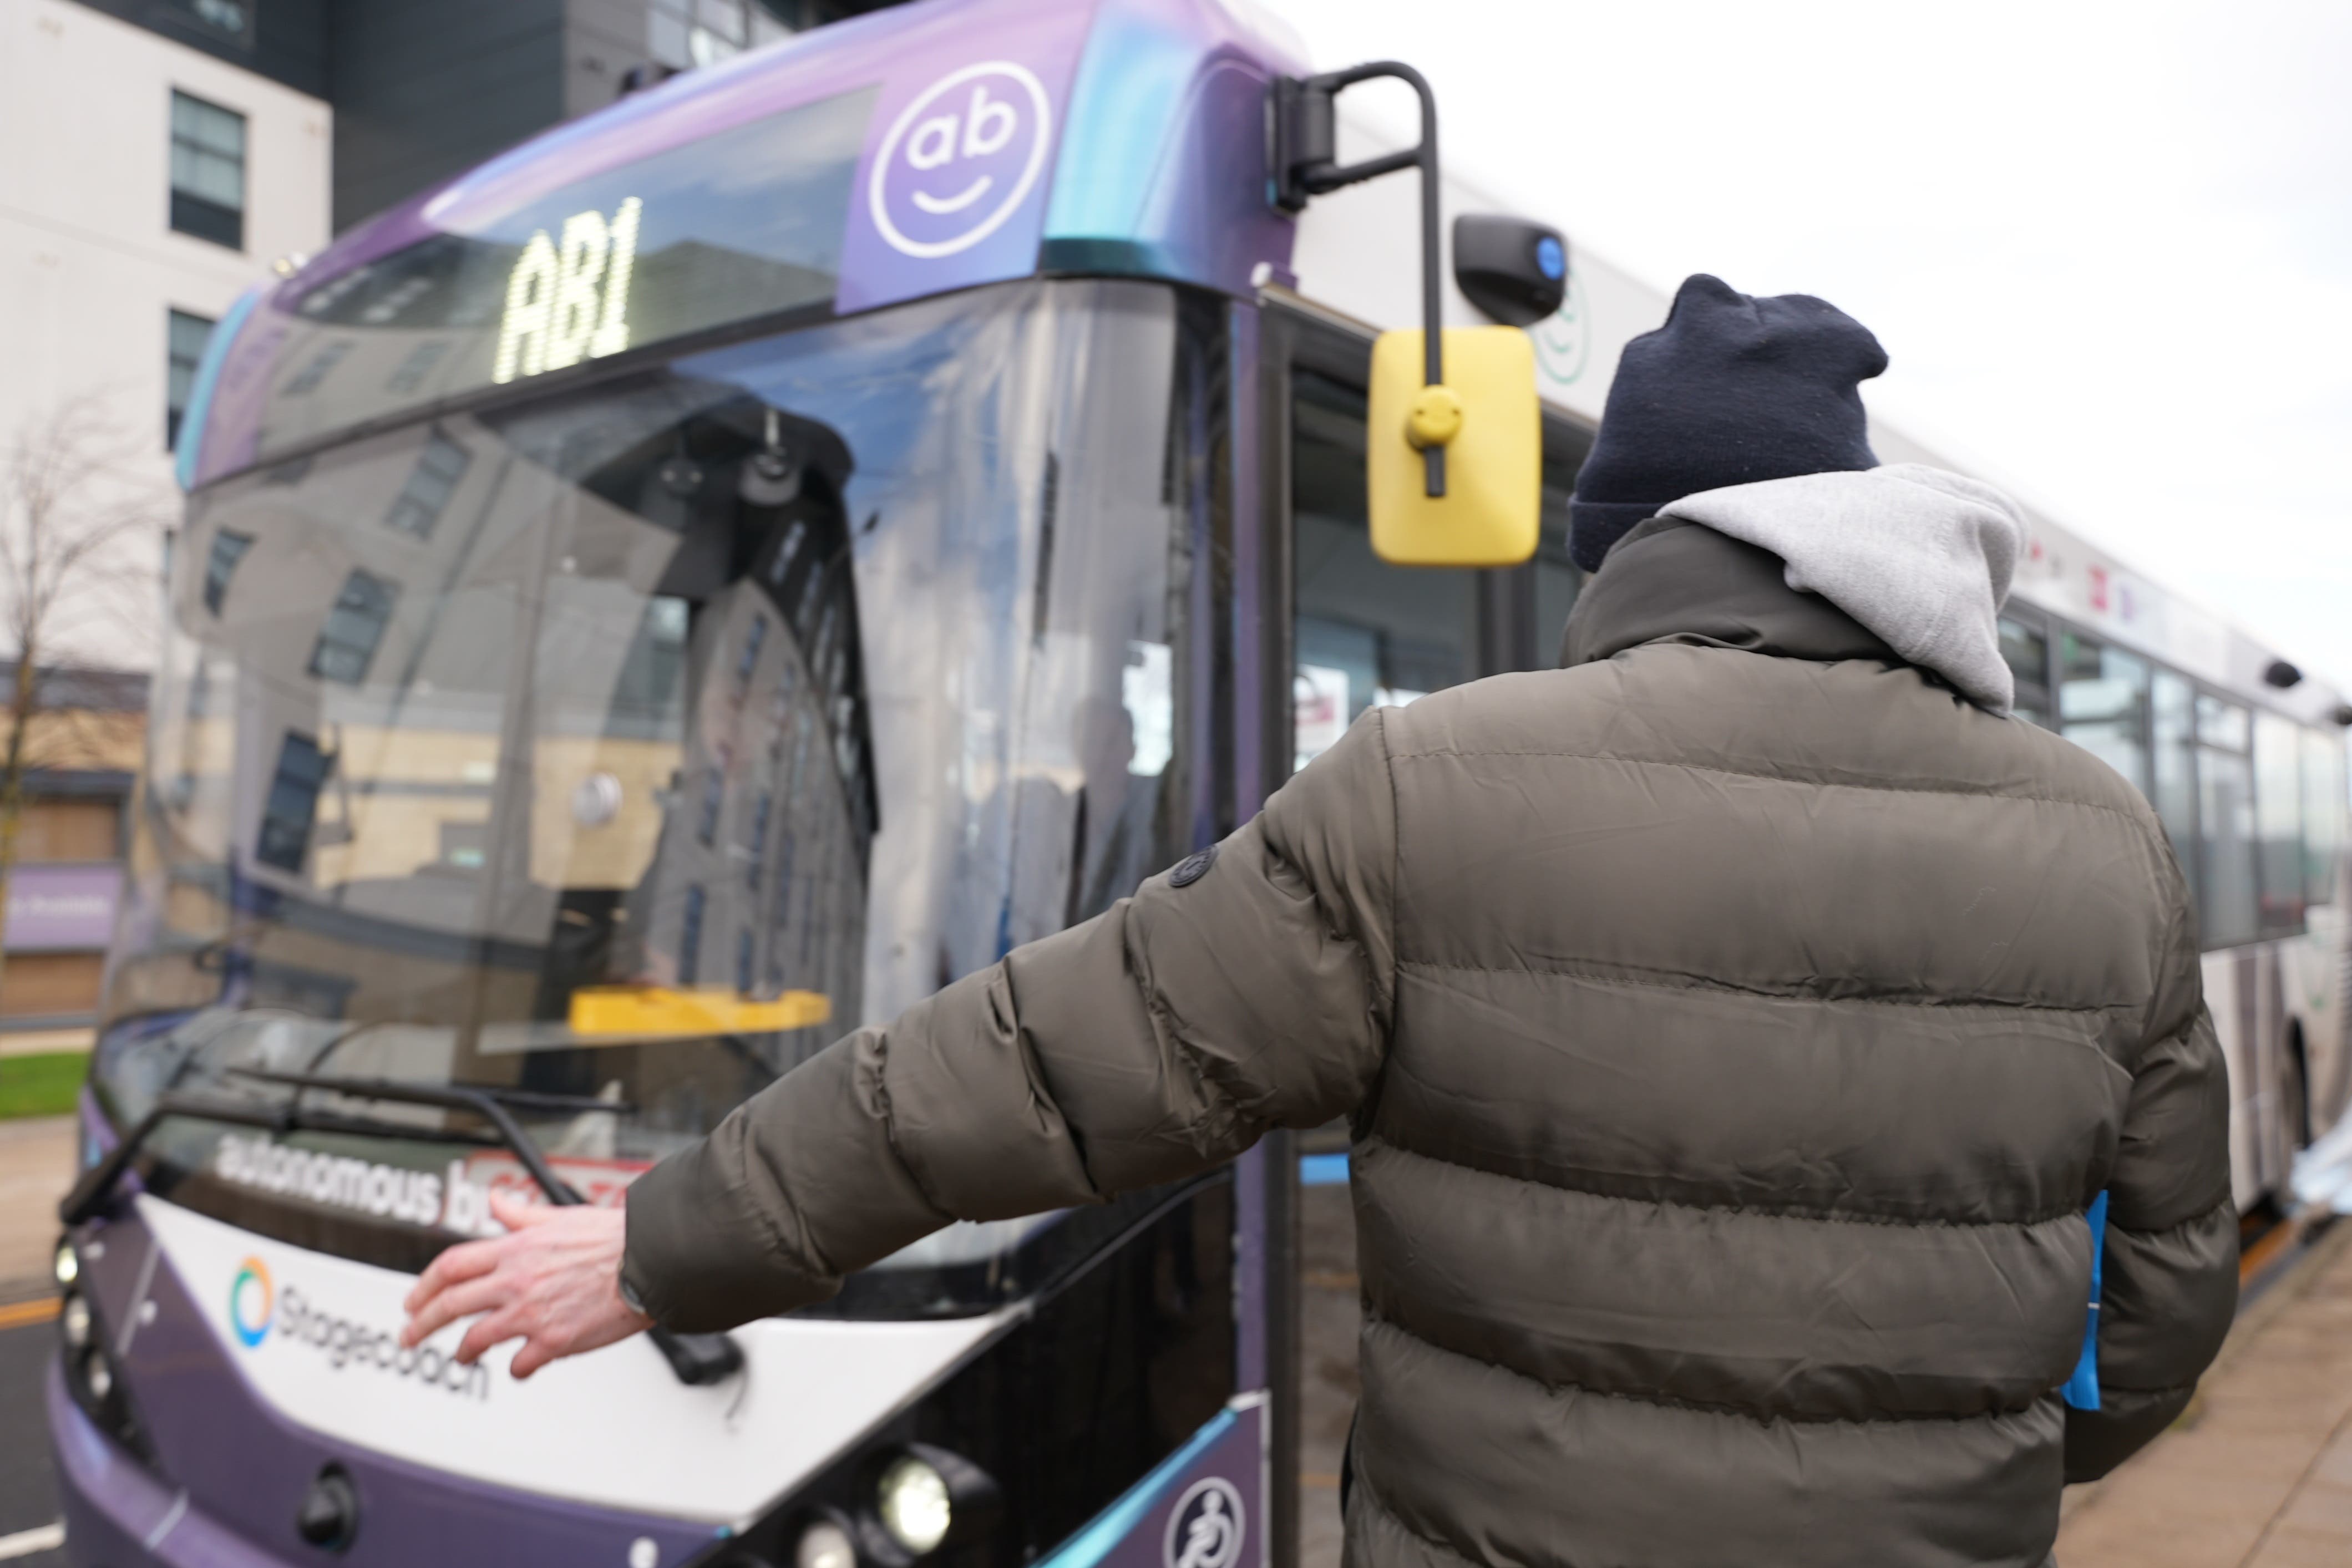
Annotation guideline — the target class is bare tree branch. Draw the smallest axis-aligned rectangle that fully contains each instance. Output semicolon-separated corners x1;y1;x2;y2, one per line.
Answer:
1;391;173;997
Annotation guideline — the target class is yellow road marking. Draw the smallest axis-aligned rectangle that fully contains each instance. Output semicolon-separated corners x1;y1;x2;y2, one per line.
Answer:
0;1296;60;1330
2239;1218;2302;1286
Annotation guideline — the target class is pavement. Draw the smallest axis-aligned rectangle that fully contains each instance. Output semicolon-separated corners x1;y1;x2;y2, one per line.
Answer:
0;1117;74;1303
1;1303;68;1568
2056;1220;2352;1567
0;1031;93;1062
1297;1179;1360;1568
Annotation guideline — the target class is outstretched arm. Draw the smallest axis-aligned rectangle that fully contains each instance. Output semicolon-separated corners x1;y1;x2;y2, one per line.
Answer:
404;711;1399;1366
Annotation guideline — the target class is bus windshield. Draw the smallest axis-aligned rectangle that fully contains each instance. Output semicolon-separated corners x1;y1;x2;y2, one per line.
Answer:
102;277;1203;1317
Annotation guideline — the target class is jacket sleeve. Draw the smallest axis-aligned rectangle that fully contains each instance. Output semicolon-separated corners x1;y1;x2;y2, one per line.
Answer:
2064;866;2239;1481
620;710;1400;1332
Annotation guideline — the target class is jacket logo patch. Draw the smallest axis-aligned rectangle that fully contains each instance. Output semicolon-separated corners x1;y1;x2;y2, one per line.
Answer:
1168;846;1218;888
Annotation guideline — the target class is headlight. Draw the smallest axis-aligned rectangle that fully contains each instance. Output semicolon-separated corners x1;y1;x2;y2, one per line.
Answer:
795;1516;856;1568
62;1294;93;1351
875;1458;951;1556
83;1347;114;1403
54;1240;78;1288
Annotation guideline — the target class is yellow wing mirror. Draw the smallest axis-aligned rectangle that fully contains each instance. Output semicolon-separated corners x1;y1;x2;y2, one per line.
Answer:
1367;327;1540;566
1268;68;1553;567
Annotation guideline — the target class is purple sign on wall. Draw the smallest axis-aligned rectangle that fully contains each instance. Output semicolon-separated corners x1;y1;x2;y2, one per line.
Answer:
4;863;123;952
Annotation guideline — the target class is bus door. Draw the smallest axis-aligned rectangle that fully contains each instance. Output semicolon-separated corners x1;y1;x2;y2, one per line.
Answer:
1256;300;1589;1568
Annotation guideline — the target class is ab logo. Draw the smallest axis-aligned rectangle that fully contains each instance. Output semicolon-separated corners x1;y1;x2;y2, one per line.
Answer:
870;62;1051;259
1163;1477;1245;1568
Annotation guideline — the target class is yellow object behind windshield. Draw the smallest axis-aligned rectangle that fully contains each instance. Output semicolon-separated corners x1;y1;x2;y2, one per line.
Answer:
569;986;833;1038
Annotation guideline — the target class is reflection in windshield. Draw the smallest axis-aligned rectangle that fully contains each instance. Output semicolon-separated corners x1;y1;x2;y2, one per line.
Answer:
108;280;1206;1315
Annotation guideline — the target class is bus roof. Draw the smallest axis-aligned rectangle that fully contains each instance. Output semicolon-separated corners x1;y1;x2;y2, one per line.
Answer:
175;0;2343;718
180;0;1306;489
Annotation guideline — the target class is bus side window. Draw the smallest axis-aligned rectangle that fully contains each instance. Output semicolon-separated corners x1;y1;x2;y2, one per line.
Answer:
2151;672;2200;913
2305;728;2348;909
2000;616;2052;728
2059;631;2150;793
1531;440;1585;669
2198;694;2258;948
2253;712;2305;936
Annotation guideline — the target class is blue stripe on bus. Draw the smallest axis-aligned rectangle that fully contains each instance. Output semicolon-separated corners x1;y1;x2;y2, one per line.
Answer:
1035;1407;1239;1568
2062;1189;2110;1411
174;285;262;492
1300;1153;1349;1186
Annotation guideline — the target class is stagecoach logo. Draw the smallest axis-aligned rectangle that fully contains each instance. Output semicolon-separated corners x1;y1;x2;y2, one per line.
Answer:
229;1255;275;1346
225;1255;489;1400
1163;1476;1245;1568
869;62;1052;259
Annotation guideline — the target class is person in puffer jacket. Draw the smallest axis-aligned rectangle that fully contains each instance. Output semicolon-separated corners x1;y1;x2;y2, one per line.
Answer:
404;273;2236;1568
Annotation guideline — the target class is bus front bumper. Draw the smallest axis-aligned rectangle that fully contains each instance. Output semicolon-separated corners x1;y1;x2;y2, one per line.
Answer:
47;1357;292;1568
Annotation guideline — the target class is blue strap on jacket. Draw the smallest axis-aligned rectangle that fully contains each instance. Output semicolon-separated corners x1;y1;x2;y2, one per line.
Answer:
2062;1190;2110;1410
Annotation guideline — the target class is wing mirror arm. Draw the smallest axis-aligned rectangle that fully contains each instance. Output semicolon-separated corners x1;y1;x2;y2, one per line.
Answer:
1271;62;1448;498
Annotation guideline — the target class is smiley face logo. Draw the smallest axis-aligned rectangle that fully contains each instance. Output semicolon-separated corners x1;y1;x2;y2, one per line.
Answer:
870;61;1052;260
229;1256;275;1348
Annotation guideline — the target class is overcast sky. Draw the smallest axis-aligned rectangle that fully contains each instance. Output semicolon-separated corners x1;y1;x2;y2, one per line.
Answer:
1264;0;2352;686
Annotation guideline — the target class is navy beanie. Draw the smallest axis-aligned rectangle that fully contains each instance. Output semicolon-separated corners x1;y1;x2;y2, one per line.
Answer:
1568;274;1889;571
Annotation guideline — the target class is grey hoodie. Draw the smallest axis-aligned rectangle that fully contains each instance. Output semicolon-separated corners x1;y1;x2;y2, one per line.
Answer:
1660;463;2026;715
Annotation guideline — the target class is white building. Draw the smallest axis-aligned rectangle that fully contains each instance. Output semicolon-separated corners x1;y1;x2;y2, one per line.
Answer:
0;0;328;1028
0;0;330;566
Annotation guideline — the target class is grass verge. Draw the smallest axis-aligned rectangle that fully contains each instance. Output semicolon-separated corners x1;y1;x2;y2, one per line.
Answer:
0;1051;87;1120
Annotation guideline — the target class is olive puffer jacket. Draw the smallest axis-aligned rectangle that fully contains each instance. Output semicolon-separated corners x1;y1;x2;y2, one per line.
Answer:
625;496;2235;1568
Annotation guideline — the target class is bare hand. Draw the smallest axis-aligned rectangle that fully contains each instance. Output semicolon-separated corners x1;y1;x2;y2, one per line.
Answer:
401;1191;652;1379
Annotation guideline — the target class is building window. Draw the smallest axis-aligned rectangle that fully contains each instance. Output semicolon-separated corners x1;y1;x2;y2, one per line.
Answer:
257;730;330;872
203;530;252;616
747;790;772;889
281;340;352;397
166;309;216;449
696;767;726;845
170;90;246;250
308;570;398;685
678;884;706;985
186;0;257;48
648;0;793;70
384;431;472;539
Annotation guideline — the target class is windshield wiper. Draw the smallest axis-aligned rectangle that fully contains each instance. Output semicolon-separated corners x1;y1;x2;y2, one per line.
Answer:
234;1068;652;1190
231;1069;743;1387
59;1090;502;1225
64;1070;742;1387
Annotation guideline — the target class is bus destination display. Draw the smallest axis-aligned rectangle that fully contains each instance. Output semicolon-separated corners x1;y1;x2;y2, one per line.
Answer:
249;86;877;462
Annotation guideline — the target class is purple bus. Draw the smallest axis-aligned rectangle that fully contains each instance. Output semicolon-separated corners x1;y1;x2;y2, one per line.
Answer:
48;1;1603;1565
45;1;2352;1566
